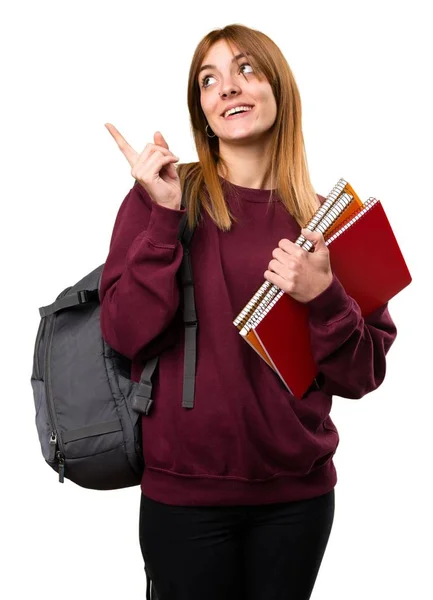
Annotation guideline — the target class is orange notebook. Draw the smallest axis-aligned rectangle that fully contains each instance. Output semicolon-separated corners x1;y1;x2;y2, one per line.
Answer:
233;180;412;399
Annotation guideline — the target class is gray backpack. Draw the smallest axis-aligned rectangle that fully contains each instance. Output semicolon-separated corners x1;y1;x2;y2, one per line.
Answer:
31;193;197;490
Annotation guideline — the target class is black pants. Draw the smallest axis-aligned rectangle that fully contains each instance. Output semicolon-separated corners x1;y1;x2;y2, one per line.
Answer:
139;488;335;600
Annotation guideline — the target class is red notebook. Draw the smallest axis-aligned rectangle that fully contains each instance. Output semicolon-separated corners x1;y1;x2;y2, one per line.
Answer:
250;199;412;399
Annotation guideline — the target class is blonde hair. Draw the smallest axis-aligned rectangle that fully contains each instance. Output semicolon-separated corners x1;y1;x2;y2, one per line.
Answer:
177;23;319;231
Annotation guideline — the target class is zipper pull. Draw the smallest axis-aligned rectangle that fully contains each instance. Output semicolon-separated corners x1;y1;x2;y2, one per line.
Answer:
56;451;65;483
48;432;57;463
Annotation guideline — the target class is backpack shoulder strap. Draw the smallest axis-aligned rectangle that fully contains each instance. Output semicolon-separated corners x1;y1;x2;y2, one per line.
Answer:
178;178;197;409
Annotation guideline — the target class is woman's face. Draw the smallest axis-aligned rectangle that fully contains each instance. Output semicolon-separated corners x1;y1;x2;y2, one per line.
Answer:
198;40;277;145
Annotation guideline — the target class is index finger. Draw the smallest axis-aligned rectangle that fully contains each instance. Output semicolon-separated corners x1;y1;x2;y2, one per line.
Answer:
105;123;138;167
278;238;303;255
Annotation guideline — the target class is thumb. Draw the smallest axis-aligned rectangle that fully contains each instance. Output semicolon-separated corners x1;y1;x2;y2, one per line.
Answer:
301;228;327;252
154;131;169;150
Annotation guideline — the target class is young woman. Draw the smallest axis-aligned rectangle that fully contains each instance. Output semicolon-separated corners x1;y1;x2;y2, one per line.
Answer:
99;23;397;600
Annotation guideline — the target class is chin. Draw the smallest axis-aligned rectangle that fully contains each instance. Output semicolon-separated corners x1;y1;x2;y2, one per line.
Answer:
223;130;268;143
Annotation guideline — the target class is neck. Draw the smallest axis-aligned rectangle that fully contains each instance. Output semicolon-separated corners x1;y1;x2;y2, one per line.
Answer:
217;134;274;190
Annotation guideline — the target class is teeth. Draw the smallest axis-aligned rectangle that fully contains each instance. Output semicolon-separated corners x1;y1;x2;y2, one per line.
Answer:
224;105;253;118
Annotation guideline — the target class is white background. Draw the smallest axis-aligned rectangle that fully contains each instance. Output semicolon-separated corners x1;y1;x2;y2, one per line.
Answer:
1;0;432;598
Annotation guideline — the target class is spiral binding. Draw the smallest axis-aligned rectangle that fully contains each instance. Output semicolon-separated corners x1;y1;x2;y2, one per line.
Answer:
234;279;273;329
296;178;347;250
325;197;377;246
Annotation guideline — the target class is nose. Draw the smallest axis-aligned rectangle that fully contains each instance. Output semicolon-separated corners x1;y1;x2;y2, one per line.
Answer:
219;82;241;98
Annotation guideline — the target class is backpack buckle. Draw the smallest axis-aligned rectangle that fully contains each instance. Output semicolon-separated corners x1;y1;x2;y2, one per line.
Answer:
132;382;154;416
78;290;90;304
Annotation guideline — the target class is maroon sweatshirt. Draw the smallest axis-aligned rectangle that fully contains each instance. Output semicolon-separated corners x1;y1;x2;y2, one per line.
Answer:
99;178;397;506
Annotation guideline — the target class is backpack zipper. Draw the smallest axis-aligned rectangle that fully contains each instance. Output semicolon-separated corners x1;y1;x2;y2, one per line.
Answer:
44;314;65;481
33;318;46;381
48;431;57;462
56;451;65;483
43;286;72;482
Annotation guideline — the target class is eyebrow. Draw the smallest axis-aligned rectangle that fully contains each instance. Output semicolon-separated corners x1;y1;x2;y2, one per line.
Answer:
198;53;249;75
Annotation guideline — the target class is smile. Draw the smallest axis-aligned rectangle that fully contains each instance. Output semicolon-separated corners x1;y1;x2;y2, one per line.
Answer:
222;105;254;119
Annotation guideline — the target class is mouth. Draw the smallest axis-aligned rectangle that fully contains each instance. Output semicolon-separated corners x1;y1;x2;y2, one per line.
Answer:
221;105;255;119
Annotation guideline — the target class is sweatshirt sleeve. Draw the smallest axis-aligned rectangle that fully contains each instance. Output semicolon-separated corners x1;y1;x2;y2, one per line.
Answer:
305;274;397;399
99;181;186;360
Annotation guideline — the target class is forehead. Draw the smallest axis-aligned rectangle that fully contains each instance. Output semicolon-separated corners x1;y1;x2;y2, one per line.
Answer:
200;39;242;67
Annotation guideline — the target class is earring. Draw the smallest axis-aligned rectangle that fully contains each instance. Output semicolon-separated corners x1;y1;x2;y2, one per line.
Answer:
206;124;216;138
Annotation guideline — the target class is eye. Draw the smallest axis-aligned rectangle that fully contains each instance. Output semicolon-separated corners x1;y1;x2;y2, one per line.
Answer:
200;63;254;88
239;62;253;75
201;74;216;88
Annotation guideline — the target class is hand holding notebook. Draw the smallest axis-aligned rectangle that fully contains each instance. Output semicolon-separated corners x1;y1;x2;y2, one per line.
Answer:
233;178;412;399
264;227;333;303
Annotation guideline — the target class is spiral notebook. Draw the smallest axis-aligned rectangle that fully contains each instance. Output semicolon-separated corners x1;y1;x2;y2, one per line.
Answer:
233;179;412;399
